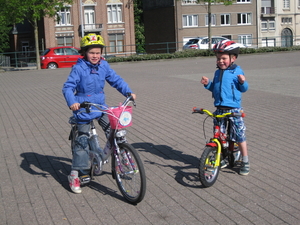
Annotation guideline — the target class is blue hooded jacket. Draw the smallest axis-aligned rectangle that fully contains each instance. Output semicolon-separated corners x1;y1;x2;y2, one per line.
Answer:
62;58;132;123
205;64;248;108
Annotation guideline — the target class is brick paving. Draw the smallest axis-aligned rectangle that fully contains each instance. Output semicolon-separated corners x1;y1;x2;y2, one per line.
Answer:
0;51;300;225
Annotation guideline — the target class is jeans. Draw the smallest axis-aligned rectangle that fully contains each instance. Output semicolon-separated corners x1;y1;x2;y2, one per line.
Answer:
71;114;110;170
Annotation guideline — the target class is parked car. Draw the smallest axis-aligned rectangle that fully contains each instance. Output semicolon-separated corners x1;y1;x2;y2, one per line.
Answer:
183;36;246;50
40;46;82;69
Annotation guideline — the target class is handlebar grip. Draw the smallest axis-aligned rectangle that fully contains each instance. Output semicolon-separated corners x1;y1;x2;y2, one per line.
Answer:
80;101;91;113
231;112;245;117
192;107;204;114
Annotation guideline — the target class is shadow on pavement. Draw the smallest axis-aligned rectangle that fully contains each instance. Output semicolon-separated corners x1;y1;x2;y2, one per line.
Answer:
132;142;203;188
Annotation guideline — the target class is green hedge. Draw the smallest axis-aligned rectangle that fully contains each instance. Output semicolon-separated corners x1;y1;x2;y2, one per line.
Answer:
107;46;300;63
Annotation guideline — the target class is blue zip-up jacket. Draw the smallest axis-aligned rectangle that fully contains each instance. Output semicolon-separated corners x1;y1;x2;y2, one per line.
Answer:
62;58;132;123
205;64;248;108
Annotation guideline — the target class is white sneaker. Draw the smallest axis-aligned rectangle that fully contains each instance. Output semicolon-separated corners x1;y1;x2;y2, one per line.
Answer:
68;174;82;194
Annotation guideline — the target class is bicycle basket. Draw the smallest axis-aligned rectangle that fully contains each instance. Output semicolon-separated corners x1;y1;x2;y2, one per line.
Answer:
107;106;132;129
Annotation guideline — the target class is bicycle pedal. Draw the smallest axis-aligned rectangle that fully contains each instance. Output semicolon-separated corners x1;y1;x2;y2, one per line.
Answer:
80;175;91;184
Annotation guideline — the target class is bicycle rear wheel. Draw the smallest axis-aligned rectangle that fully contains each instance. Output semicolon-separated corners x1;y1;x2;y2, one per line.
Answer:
112;143;146;204
198;147;220;187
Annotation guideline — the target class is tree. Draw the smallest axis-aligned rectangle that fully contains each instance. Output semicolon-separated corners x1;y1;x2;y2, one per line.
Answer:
0;16;10;53
134;0;145;53
1;0;73;69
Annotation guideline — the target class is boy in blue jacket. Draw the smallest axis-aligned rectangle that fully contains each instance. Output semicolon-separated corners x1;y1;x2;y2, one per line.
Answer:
62;33;136;193
201;40;249;176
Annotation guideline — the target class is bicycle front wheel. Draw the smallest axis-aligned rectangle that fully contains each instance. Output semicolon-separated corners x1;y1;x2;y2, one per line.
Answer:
112;143;146;204
198;147;220;188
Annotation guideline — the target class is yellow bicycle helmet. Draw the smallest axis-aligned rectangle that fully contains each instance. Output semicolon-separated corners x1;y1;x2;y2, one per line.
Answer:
80;33;105;51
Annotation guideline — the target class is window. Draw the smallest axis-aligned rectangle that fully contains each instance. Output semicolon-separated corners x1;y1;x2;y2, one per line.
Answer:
183;15;198;27
269;20;275;30
182;0;197;4
238;34;252;46
107;4;123;23
84;6;95;25
261;21;268;31
281;17;292;24
262;38;276;47
283;0;290;9
237;13;251;25
221;14;230;25
261;19;275;32
237;0;251;2
57;37;73;46
108;34;124;53
205;14;216;26
57;7;71;26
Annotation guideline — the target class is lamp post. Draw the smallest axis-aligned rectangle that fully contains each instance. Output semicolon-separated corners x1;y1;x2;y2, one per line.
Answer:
79;0;84;37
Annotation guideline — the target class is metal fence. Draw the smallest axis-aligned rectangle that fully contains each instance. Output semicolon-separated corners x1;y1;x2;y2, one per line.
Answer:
0;35;298;69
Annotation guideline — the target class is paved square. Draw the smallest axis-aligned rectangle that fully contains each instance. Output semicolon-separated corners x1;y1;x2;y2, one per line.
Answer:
0;51;300;224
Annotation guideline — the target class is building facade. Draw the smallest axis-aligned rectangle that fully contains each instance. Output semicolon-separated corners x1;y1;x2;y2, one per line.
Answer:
258;0;300;47
143;0;299;52
10;0;136;57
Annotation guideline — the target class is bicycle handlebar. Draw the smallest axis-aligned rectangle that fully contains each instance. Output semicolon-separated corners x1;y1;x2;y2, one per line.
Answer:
80;93;135;113
192;107;245;118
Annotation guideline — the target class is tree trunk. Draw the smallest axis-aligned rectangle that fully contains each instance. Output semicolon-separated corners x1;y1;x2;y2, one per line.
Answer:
34;19;41;70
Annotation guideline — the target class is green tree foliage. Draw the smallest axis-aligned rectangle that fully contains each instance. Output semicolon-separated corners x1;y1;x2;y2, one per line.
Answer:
0;16;10;53
0;0;73;69
134;0;145;53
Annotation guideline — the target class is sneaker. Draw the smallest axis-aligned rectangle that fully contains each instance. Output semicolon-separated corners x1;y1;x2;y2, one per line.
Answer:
239;162;250;176
68;174;82;193
220;159;227;169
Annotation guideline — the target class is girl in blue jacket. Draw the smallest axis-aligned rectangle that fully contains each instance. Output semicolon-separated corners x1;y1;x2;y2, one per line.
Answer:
201;40;250;176
62;33;136;193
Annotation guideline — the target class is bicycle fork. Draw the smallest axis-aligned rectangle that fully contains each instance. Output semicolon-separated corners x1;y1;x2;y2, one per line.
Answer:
205;139;222;168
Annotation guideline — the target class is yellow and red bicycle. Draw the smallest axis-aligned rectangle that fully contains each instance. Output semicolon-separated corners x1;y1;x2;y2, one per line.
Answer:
192;107;245;187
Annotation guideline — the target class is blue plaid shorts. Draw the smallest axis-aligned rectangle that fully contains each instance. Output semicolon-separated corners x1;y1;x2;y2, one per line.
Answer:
214;108;246;143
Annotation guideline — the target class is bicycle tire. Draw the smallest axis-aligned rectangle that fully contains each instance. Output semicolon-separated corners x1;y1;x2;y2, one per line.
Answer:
198;146;220;188
112;143;146;204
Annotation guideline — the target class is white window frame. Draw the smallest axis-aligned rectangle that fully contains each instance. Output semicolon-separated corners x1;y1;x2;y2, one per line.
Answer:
238;34;252;46
107;4;123;23
237;0;251;3
205;14;216;26
57;37;73;46
281;17;292;24
283;0;290;9
56;7;71;26
84;6;95;25
237;13;252;25
261;21;268;31
108;34;124;53
221;14;230;26
183;15;198;27
182;0;197;4
269;20;275;31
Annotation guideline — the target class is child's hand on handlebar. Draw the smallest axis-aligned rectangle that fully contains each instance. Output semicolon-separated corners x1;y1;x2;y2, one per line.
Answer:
70;103;80;111
131;93;136;100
